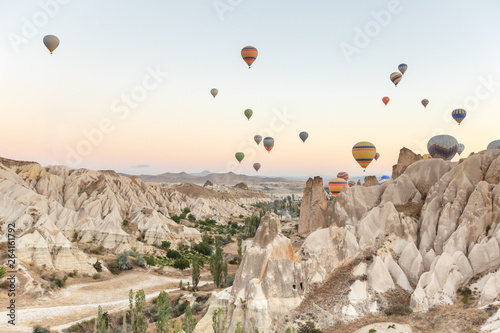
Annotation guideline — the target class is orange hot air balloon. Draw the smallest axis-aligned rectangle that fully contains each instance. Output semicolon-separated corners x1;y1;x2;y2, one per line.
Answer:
382;97;390;106
328;178;348;197
241;46;258;68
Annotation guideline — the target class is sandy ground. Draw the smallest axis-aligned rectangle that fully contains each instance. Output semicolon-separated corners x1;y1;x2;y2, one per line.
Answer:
0;271;211;333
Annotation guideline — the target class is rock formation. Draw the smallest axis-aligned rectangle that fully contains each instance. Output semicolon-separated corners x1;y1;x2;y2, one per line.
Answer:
233;182;248;190
392;147;423;179
298;177;328;236
363;175;379;187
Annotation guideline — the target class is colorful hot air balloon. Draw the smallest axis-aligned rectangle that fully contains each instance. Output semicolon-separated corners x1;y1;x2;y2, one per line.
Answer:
390;72;402;87
382;97;390;106
210;88;218;98
457;143;465;155
421;99;429;108
241;46;258;69
235;152;245;163
254;135;262;145
244;109;253;120
423;154;433;160
452;109;467;125
374;152;380;161
302;184;306;192
299;131;309;143
427;135;458;160
487;140;500;150
253;163;261;172
398;63;408;75
263;137;274;153
43;35;59;54
328;178;347;197
380;175;391;185
348;181;356;187
352;141;377;171
337;172;349;181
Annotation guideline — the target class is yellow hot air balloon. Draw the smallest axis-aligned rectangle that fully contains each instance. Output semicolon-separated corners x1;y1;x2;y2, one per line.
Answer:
352;141;376;171
43;35;60;54
241;46;258;68
328;178;347;197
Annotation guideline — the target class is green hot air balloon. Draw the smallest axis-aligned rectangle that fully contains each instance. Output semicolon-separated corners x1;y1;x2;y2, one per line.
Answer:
235;152;245;163
244;109;253;120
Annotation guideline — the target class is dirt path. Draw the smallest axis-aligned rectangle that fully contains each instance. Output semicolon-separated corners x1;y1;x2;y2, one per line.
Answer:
0;271;211;332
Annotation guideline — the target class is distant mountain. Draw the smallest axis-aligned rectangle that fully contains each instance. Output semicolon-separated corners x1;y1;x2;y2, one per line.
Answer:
190;170;212;176
120;171;300;185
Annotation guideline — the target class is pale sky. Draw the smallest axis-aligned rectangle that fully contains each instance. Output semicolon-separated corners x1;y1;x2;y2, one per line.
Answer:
1;0;499;178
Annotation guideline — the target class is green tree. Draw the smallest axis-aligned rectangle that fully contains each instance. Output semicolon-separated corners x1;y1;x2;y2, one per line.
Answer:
237;239;243;264
212;308;227;333
173;321;182;333
117;251;132;271
183;304;197;333
192;255;200;291
155;291;170;333
96;305;106;333
210;237;228;288
129;289;148;333
173;257;190;270
235;322;244;333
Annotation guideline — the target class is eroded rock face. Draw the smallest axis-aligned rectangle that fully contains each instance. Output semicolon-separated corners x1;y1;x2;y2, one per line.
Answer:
392;147;422;179
363;176;379;187
298;177;328;236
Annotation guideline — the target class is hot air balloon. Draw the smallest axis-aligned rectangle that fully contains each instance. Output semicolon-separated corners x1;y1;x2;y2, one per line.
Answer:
374;153;380;161
263;137;274;153
244;109;253;120
382;97;390;106
235;152;244;163
348;181;356;187
487;140;500;149
337;172;349;181
352;141;376;171
254;135;262;145
43;35;59;54
302;184;306;192
427;135;458;160
423;154;433;159
452;109;467;125
380;175;391;185
328;178;347;197
241;46;258;69
457;143;465;156
210;88;218;98
398;63;408;75
390;72;402;87
299;131;308;143
421;99;429;108
253;163;261;172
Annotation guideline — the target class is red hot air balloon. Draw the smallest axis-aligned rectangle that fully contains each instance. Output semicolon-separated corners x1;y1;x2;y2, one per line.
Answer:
241;46;258;69
382;97;390;106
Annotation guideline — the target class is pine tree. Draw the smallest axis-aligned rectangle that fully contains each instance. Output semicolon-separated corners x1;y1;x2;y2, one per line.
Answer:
210;237;227;288
155;291;170;333
191;255;200;291
237;239;243;264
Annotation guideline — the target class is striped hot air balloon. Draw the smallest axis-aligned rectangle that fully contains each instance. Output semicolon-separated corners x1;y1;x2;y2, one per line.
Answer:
348;181;356;187
241;46;258;68
421;99;429;108
382;96;390;106
374;152;380;161
398;63;408;75
328;178;347;197
210;88;218;98
423;154;433;160
337;172;349;181
452;109;467;125
487;140;500;149
457;143;465;155
380;175;391;185
352;141;377;171
263;137;274;153
390;72;402;87
427;135;458;160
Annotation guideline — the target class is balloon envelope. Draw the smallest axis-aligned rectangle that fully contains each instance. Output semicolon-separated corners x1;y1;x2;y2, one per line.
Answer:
352;141;377;171
398;63;408;75
263;137;274;152
299;131;309;143
382;97;390;106
337;172;349;181
241;46;258;68
253;163;261;172
452;109;467;125
235;152;244;163
43;35;59;54
254;135;262;145
244;109;253;120
374;152;380;161
348;181;356;187
423;154;433;160
487;140;500;150
380;175;391;185
328;178;347;197
210;88;218;98
390;72;402;87
421;99;429;108
457;143;465;155
427;135;458;160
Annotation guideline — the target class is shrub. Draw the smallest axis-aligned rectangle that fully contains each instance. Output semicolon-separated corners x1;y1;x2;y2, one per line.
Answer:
122;219;129;227
135;253;146;268
384;304;411;316
167;250;181;259
188;214;196;222
33;325;52;333
171;215;180;223
193;242;212;256
55;279;64;288
172;302;188;318
136;236;142;242
68;270;78;277
297;321;322;333
93;260;102;272
116;251;132;271
161;241;171;250
89;245;104;255
144;256;157;266
224;275;234;287
72;231;78;242
0;266;6;279
191;302;202;314
93;273;100;280
107;261;121;275
173;257;190;270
